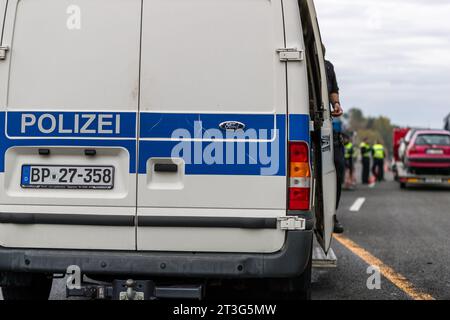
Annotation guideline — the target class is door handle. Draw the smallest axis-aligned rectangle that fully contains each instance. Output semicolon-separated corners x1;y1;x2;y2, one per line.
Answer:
154;163;178;173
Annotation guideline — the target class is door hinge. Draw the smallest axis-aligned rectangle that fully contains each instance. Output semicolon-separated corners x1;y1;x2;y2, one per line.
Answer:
276;48;304;62
278;216;306;231
0;46;9;60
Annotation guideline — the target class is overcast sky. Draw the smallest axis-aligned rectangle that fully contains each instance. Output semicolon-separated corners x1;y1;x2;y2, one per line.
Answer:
315;0;450;129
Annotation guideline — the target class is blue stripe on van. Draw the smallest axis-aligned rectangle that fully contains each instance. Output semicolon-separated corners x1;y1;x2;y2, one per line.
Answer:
0;112;310;176
138;114;288;176
0;112;137;173
140;113;276;140
289;114;310;142
6;111;136;139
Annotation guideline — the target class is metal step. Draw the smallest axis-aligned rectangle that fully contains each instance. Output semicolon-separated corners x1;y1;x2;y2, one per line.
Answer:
312;245;337;268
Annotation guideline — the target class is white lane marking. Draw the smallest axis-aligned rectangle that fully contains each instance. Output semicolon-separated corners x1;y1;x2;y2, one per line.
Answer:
350;197;366;212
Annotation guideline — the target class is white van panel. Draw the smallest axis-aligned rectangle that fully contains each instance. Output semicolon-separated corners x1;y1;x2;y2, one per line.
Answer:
0;205;135;250
138;227;285;253
7;0;141;110
138;0;287;208
282;0;310;116
0;0;8;106
2;0;141;206
138;175;286;209
0;0;141;250
0;225;134;250
137;0;288;252
140;0;285;114
0;0;6;40
137;208;285;253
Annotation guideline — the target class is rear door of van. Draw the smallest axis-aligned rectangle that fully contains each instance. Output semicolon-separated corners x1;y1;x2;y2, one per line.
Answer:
137;0;288;253
0;0;141;250
300;0;336;252
0;0;6;42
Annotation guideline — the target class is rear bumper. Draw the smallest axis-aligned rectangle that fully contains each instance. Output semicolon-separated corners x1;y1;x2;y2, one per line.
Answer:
0;230;313;279
396;161;450;179
406;157;450;168
408;162;450;169
398;177;450;185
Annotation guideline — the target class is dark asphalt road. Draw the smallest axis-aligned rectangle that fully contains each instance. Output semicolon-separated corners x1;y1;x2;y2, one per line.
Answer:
313;177;450;300
1;175;449;300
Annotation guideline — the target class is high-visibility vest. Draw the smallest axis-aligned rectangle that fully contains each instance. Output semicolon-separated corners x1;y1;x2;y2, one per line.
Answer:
344;143;353;159
360;142;372;158
372;144;385;159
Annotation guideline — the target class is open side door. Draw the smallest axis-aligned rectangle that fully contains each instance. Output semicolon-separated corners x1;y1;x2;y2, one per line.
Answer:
0;0;7;63
0;0;6;41
301;0;336;252
0;0;8;107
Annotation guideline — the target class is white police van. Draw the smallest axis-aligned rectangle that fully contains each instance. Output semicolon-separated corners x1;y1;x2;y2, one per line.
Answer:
0;0;336;300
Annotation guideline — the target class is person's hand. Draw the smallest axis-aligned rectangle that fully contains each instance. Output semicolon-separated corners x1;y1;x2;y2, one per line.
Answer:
331;102;344;117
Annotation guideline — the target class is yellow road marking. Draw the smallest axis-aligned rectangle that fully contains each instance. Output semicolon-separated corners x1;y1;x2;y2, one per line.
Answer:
334;234;435;300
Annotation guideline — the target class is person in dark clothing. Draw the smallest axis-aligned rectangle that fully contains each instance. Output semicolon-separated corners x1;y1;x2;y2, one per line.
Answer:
372;142;386;182
360;138;371;184
333;121;345;212
324;47;344;234
343;136;356;189
325;60;343;118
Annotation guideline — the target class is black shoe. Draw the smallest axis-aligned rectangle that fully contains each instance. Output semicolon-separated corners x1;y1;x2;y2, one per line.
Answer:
333;221;344;234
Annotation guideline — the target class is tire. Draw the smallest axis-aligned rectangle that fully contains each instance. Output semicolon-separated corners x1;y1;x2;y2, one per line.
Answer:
400;182;406;189
288;249;312;301
1;274;53;301
393;172;398;182
269;245;313;301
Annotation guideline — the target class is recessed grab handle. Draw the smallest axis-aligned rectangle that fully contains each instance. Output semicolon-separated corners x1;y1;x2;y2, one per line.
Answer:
154;163;178;173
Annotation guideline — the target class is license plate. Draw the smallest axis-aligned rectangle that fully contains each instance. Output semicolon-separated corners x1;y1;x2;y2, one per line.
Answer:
425;178;442;184
21;165;114;189
426;149;444;155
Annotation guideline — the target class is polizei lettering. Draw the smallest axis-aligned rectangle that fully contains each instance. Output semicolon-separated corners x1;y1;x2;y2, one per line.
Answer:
20;113;121;136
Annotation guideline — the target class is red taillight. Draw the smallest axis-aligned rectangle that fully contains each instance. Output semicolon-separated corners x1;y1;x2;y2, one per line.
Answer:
288;141;311;211
290;143;309;163
408;145;430;157
289;187;310;210
408;146;418;156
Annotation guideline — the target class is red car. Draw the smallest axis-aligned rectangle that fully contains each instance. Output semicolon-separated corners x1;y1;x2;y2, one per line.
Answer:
405;130;450;175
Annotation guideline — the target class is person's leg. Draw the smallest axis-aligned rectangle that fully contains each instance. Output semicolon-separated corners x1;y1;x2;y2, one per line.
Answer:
349;159;356;187
333;133;345;234
372;161;378;180
361;160;365;184
376;160;383;181
335;157;344;210
363;158;370;184
333;138;345;209
362;158;367;184
344;161;350;188
379;160;385;181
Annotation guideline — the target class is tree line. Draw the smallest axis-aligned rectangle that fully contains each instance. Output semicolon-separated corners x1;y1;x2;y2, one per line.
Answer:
343;108;395;158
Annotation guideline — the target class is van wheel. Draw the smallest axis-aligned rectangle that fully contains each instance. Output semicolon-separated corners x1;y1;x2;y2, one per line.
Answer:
269;246;312;301
287;251;312;301
1;274;53;300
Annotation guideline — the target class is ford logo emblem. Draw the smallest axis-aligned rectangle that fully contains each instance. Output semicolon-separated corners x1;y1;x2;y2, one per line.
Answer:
219;121;246;131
